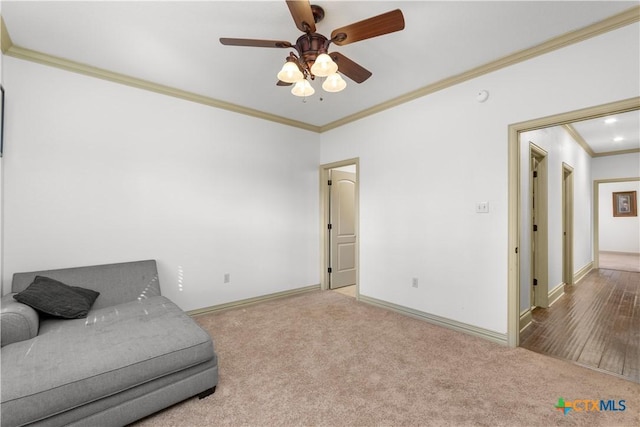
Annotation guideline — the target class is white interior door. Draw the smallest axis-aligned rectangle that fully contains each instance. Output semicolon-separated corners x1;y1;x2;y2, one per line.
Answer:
329;170;356;289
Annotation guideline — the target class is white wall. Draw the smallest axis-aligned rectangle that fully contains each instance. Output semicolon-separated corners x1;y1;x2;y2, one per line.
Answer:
1;57;321;311
518;127;592;313
320;23;640;335
1;0;4;290
593;153;640;254
592;152;640;180
598;180;640;253
2;20;639;335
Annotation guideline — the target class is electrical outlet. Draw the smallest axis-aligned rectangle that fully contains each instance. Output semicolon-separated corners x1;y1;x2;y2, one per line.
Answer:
224;273;230;284
412;277;419;288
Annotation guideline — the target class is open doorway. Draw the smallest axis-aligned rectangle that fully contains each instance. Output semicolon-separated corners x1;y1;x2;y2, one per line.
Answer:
507;97;639;347
320;159;359;298
510;99;640;382
594;178;640;272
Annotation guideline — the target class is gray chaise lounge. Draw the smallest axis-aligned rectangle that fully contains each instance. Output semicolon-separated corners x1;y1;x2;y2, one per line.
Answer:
1;260;218;426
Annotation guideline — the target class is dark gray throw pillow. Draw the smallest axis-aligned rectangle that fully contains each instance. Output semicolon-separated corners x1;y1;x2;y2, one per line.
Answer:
13;276;100;319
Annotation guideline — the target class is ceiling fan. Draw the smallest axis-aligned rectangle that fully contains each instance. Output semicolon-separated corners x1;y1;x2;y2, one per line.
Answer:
220;0;405;97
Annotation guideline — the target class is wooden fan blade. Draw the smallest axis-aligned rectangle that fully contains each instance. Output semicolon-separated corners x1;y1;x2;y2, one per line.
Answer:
286;0;316;33
331;9;404;46
277;80;293;86
220;38;292;48
330;52;372;83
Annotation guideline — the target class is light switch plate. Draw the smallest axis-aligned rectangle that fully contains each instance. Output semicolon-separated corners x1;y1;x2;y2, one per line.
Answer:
476;202;489;213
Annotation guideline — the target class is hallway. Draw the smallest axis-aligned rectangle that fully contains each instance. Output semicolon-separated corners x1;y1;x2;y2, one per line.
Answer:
599;251;640;273
520;268;639;383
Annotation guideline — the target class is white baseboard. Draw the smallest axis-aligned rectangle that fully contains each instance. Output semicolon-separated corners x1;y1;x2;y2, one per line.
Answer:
359;295;508;346
548;282;565;307
520;282;564;332
574;261;594;284
600;250;640;256
187;284;321;316
519;309;533;333
187;287;509;347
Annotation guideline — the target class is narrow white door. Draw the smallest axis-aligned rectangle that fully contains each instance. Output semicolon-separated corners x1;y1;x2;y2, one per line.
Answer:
329;170;356;289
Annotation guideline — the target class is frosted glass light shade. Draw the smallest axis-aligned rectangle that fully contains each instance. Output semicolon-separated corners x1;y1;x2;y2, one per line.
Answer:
322;73;346;92
277;62;303;83
291;79;315;97
310;53;338;77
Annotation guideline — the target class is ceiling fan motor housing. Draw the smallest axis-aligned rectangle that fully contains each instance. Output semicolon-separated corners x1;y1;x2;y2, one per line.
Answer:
295;33;330;75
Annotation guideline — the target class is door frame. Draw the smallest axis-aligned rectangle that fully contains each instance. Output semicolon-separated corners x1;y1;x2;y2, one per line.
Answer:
319;158;360;295
529;143;549;308
562;163;574;287
593;177;640;269
507;97;639;347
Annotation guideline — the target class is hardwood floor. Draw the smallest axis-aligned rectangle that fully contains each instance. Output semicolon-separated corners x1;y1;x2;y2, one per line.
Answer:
520;268;640;383
599;251;640;272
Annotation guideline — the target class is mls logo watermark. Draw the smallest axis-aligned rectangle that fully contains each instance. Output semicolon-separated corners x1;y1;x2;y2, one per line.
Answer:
555;397;626;415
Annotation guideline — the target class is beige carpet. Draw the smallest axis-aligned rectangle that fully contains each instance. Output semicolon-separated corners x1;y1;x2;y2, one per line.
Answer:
133;290;639;426
599;251;640;272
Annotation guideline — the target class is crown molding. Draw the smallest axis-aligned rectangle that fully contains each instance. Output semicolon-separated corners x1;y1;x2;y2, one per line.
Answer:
2;12;318;131
595;177;640;184
562;123;639;157
511;97;640;134
1;16;13;54
319;5;640;133
2;6;639;133
562;124;596;157
594;148;640;157
3;44;321;133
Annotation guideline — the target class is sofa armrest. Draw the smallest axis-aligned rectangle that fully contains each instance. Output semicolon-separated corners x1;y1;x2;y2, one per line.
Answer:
1;293;39;347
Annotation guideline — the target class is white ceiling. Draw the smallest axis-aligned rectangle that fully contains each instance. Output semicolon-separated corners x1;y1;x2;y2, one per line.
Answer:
572;110;640;154
2;1;639;152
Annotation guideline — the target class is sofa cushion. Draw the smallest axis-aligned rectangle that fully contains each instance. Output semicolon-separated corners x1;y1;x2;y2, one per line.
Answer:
1;294;39;347
0;296;215;426
13;276;100;319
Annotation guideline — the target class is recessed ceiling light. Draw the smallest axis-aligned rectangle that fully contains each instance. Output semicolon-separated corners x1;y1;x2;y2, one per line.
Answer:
613;136;624;142
604;117;617;124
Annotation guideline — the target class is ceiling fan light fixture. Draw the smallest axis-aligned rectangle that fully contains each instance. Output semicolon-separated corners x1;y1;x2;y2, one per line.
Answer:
291;79;315;97
310;53;338;77
322;73;346;92
277;61;303;83
221;4;406;97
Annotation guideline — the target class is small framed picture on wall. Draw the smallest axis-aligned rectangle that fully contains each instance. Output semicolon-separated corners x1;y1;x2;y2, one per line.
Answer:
613;191;637;217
